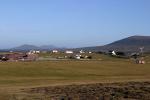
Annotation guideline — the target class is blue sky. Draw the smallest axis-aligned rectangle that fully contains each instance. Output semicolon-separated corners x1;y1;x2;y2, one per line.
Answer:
0;0;150;49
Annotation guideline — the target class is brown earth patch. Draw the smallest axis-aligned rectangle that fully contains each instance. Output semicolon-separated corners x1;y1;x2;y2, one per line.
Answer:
10;81;150;100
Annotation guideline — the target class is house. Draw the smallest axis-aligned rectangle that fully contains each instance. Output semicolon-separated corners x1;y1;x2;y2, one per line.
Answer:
28;50;35;54
108;50;116;56
112;51;116;56
79;50;85;54
28;50;40;54
52;50;58;53
0;53;28;61
65;50;73;54
0;52;38;62
89;51;92;54
0;55;9;61
35;51;40;54
75;54;82;59
9;53;27;60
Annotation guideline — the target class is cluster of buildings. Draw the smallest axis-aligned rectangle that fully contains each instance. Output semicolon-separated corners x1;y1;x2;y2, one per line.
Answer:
52;50;74;54
51;50;93;60
0;49;92;61
52;50;92;54
109;50;146;64
0;52;38;62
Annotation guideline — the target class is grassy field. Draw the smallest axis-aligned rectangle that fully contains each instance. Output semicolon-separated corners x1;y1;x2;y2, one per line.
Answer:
0;54;150;86
0;54;150;99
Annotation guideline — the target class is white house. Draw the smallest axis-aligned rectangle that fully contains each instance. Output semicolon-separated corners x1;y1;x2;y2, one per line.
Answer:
112;51;116;56
75;54;81;59
89;51;92;54
52;50;58;53
80;50;85;54
28;50;34;55
35;51;40;54
65;50;73;54
28;50;40;54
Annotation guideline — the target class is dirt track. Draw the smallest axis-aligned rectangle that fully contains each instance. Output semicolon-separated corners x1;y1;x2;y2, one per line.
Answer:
12;81;150;100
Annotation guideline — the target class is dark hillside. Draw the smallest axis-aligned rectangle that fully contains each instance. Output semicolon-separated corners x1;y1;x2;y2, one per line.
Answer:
75;36;150;52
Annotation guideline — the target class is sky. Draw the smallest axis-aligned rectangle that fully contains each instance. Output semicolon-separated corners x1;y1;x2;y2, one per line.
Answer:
0;0;150;49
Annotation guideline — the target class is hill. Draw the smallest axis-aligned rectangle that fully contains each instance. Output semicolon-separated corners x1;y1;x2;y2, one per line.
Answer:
1;35;150;52
76;36;150;53
10;44;59;51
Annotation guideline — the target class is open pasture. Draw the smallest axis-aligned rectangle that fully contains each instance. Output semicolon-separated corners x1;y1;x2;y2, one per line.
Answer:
0;54;150;99
0;54;150;87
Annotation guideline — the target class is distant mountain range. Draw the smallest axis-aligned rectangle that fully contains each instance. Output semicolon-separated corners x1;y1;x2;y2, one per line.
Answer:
0;35;150;53
9;44;60;51
75;35;150;53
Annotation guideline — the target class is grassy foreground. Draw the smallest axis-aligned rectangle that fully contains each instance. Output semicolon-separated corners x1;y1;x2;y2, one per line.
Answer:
0;55;150;87
0;54;150;99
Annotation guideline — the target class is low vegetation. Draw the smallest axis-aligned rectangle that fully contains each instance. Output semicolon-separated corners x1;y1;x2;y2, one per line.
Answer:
0;54;150;99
